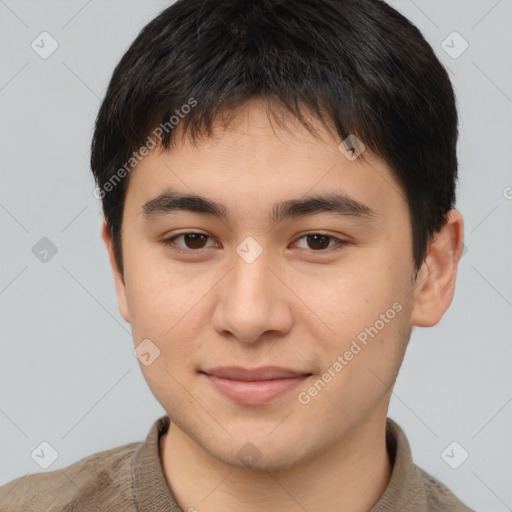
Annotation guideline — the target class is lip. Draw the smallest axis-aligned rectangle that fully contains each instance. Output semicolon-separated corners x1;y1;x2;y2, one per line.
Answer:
201;366;312;405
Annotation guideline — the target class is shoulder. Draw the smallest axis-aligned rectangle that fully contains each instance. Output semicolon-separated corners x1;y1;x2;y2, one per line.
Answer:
0;441;141;512
416;466;476;512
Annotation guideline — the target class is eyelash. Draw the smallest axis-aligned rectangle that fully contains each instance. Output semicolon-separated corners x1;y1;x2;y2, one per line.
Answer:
161;232;349;254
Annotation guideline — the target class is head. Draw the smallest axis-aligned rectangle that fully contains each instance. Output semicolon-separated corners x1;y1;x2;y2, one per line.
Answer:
91;0;464;470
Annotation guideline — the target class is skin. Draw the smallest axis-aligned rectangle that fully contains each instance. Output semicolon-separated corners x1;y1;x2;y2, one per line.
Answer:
102;98;464;512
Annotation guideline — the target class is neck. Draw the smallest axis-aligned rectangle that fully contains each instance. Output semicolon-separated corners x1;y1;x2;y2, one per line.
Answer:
159;412;392;512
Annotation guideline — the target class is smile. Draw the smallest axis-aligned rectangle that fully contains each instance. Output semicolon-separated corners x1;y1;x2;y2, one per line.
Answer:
201;366;312;406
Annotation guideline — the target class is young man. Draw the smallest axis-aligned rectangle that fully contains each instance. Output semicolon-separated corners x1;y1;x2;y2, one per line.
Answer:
1;0;474;510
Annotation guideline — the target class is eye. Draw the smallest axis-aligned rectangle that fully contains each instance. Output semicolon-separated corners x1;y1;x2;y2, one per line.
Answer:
162;232;348;254
293;233;348;251
162;232;219;251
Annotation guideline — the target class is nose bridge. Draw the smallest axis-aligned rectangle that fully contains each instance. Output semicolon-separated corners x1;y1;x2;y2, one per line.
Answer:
229;248;272;314
212;243;292;342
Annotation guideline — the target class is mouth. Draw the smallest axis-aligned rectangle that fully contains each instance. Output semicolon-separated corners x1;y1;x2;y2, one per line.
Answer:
200;366;312;405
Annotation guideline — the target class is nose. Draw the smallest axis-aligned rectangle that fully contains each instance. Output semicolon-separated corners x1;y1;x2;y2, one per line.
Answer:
211;248;293;343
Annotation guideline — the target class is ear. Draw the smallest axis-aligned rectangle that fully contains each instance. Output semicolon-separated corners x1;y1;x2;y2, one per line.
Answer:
101;219;131;323
410;209;465;327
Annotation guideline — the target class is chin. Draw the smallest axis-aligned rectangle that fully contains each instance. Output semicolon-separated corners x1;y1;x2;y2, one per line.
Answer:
198;428;313;473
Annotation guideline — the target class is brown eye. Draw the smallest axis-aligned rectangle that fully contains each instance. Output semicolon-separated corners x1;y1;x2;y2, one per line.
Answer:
306;234;331;250
163;232;217;251
182;233;208;249
293;233;348;252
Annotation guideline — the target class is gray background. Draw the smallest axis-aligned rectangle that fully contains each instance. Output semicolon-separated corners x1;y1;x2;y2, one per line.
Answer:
0;1;511;510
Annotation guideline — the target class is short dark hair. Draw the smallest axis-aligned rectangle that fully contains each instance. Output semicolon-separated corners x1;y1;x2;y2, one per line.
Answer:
91;0;458;276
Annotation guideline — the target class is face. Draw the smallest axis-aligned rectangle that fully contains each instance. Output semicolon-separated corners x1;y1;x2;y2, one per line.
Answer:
103;99;451;471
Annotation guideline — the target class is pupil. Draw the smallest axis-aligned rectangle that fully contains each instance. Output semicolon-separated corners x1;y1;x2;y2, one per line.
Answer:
185;234;206;249
308;234;329;250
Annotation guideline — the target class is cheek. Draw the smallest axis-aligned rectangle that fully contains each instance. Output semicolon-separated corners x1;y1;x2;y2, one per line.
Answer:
123;256;212;366
303;253;412;377
122;242;182;330
303;261;403;331
299;305;410;426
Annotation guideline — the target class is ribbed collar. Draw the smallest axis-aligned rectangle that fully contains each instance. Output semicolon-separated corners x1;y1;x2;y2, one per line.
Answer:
131;415;180;512
369;417;428;511
131;415;429;512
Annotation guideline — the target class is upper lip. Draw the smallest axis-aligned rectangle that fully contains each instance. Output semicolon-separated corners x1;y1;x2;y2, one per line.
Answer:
203;366;311;381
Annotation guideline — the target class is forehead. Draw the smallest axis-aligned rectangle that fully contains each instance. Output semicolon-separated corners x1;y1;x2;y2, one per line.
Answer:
123;100;408;224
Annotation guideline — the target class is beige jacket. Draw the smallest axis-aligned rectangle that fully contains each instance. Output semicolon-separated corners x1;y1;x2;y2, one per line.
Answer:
0;415;475;511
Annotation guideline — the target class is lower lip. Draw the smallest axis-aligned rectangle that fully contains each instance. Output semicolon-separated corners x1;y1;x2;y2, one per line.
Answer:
205;374;310;405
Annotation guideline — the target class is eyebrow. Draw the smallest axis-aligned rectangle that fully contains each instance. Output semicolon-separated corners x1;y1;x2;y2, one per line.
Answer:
141;188;376;224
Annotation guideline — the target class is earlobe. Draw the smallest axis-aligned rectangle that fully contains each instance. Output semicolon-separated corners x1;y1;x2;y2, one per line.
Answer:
410;209;464;327
101;219;131;324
